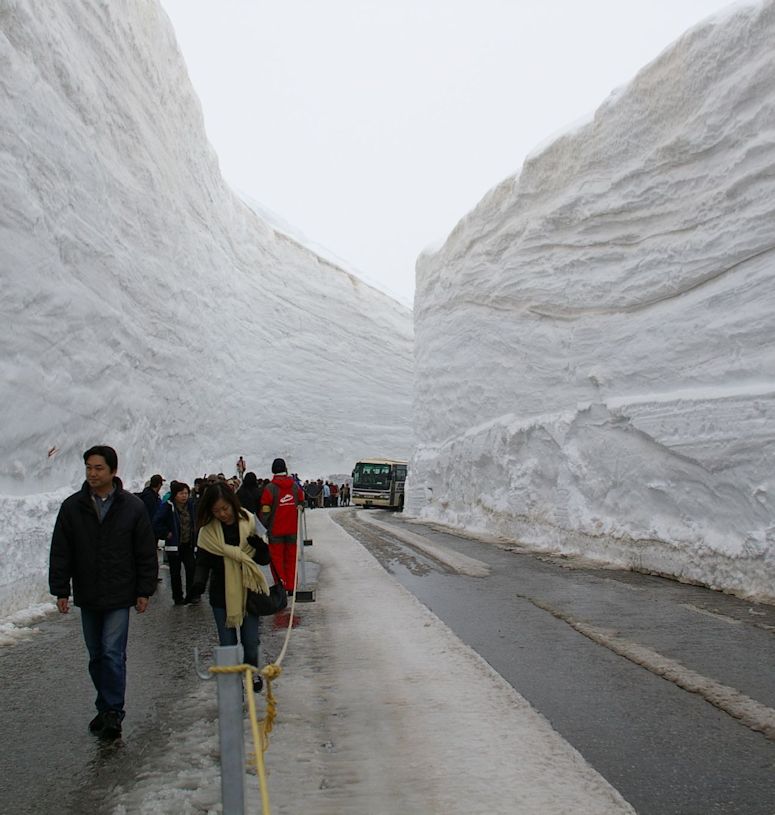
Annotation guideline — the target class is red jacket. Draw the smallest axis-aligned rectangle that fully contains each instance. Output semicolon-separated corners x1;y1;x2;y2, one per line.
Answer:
259;476;304;537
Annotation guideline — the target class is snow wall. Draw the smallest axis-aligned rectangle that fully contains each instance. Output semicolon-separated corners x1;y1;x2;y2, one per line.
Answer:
0;0;412;617
407;1;775;602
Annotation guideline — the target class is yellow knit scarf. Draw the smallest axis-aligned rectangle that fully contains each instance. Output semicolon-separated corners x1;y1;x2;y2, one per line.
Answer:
197;513;270;628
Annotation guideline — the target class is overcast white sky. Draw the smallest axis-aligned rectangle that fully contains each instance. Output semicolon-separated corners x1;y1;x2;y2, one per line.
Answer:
159;0;738;306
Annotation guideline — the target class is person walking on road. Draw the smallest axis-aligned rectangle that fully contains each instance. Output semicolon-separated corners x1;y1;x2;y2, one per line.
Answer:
153;481;197;605
236;471;262;515
139;473;164;521
304;479;321;509
259;458;305;593
48;445;158;740
188;482;270;692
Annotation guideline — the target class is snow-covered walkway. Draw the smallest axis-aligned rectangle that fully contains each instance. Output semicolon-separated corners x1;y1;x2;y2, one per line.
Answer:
113;510;633;814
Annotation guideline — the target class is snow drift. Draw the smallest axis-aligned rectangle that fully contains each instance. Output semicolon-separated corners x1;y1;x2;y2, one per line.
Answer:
407;1;775;600
0;0;412;616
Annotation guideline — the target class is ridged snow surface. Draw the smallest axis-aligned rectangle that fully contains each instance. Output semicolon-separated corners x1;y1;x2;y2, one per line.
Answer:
0;0;412;615
407;1;775;601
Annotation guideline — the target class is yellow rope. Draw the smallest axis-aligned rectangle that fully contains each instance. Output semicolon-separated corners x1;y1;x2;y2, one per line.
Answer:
208;661;282;814
205;509;306;814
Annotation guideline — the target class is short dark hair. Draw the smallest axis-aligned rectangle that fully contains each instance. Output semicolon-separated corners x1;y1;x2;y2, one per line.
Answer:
196;482;249;529
170;481;190;498
83;445;118;472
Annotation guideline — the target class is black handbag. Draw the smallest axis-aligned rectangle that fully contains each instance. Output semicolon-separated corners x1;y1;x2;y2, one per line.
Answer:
246;562;288;616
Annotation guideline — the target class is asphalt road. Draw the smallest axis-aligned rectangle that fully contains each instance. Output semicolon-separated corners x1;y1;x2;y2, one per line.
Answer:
334;508;775;815
0;559;294;815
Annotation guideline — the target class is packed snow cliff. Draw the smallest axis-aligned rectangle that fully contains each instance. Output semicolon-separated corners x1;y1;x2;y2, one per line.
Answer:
0;0;412;617
407;1;775;601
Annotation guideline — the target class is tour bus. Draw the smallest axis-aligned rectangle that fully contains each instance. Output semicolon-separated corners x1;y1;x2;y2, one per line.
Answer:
351;459;408;510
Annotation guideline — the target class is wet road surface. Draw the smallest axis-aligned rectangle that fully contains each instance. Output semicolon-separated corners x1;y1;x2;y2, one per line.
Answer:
335;508;775;815
0;565;276;815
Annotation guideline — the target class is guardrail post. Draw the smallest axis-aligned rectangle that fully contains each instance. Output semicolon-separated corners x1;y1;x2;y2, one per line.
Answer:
298;509;308;589
296;508;316;602
302;507;313;546
215;644;246;814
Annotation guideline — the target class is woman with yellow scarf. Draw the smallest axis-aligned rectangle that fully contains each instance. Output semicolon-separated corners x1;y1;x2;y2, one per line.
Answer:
188;482;270;692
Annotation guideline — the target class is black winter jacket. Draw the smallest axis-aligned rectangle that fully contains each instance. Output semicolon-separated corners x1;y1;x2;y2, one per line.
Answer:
139;485;162;523
236;483;262;515
153;499;197;551
190;521;270;609
49;478;158;609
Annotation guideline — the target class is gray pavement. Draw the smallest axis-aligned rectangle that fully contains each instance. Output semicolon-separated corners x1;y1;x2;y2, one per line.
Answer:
1;571;232;814
5;511;775;814
335;508;775;815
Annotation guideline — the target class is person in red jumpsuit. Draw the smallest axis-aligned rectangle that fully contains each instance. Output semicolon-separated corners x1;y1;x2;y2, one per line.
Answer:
259;458;305;593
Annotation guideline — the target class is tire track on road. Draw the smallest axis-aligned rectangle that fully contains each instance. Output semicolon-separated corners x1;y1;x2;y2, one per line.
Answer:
522;594;775;742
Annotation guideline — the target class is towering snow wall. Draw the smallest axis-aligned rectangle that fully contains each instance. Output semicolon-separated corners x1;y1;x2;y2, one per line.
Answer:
0;0;412;616
408;1;775;601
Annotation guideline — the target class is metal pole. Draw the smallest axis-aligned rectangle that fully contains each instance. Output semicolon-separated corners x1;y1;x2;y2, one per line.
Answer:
302;505;313;545
215;644;246;815
298;507;307;590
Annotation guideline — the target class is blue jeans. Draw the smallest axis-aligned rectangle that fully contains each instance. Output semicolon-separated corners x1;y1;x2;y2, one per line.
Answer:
212;607;261;667
80;607;130;717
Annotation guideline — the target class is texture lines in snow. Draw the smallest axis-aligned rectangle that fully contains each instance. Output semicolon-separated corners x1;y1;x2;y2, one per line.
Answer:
0;1;414;615
408;0;775;600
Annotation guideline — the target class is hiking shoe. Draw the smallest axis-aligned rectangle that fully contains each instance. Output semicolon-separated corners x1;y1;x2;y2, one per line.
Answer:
99;710;122;739
253;675;264;694
88;712;104;733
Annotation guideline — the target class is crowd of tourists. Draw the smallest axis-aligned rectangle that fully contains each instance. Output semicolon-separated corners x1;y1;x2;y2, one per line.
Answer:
48;445;352;741
300;478;350;508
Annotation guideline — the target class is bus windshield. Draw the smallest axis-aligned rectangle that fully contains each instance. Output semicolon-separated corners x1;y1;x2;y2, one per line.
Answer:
353;462;392;488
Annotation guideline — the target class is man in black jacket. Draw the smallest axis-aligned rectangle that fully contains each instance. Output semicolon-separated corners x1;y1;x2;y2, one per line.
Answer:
139;473;164;521
49;445;158;740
